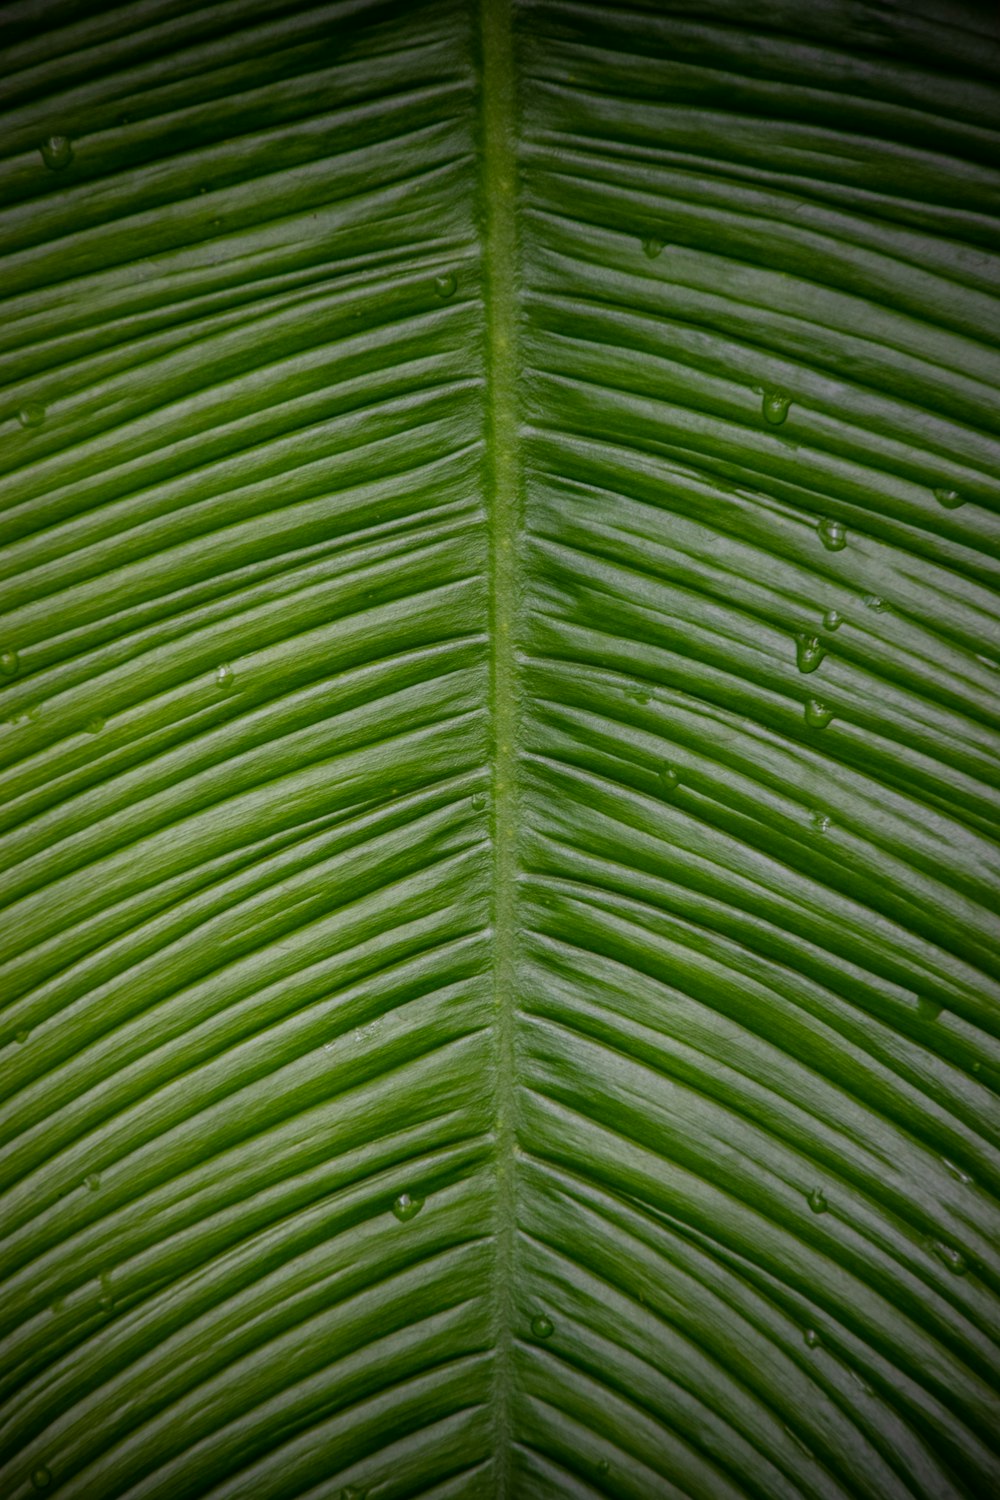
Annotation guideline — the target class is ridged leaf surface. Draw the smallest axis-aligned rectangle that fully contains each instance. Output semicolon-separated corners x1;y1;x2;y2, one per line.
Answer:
1;1;999;1496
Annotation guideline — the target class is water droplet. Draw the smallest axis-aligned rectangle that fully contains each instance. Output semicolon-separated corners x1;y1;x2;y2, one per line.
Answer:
15;1028;30;1044
98;1273;114;1311
40;134;73;170
761;390;791;426
810;811;830;835
471;791;486;811
943;1158;972;1185
215;663;233;689
804;1328;820;1349
795;634;825;674
392;1192;423;1222
642;237;663;259
0;648;19;677
530;1313;554;1339
434;271;457;299
49;1296;65;1315
930;1240;967;1275
934;487;963;510
85;714;105;735
863;594;888;613
86;1172;101;1191
807;1187;827;1214
818;518;845;551
804;698;833;729
917;995;941;1021
17;401;45;429
341;1487;367;1500
625;686;649;704
660;765;679;792
597;1458;610;1476
822;608;843;631
31;1466;52;1491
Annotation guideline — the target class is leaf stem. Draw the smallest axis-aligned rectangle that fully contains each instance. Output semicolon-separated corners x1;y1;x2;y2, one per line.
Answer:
479;0;522;1490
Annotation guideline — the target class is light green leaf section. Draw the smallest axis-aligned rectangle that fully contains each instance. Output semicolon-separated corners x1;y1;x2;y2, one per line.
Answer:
1;0;999;1496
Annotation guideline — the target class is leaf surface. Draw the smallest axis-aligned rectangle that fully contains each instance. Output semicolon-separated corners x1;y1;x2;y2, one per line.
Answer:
1;0;999;1496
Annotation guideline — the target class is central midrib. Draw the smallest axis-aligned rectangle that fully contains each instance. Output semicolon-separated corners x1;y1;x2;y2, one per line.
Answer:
479;0;522;1490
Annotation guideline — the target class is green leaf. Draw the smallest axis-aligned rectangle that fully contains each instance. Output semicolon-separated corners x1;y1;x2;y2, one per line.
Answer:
2;0;999;1495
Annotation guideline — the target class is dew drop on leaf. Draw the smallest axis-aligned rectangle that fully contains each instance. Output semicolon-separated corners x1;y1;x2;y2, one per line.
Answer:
660;765;678;792
17;402;45;428
86;1172;101;1191
807;1187;827;1214
40;134;73;169
215;663;234;689
804;1328;820;1349
863;594;888;613
641;237;663;259
471;791;486;811
392;1191;423;1222
943;1158;972;1185
0;648;19;677
810;811;830;835
85;715;105;735
597;1458;610;1476
530;1313;554;1339
934;487;963;509
761;390;791;426
31;1466;51;1491
930;1240;967;1275
822;608;842;631
795;634;825;674
434;271;457;299
818;518;845;551
804;698;833;729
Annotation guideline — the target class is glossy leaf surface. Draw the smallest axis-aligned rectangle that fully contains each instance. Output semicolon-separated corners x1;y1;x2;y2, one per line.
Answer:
1;0;999;1495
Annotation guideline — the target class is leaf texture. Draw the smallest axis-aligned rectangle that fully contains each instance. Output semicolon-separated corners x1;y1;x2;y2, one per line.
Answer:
1;0;999;1496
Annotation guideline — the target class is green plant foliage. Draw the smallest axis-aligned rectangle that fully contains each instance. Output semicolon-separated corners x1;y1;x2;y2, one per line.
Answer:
1;0;999;1494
